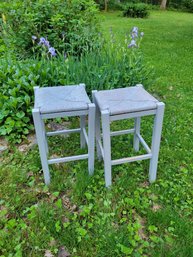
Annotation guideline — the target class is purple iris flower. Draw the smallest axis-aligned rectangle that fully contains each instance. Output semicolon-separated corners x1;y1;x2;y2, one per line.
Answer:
39;37;46;44
132;27;138;34
131;32;138;39
128;39;137;48
48;47;57;56
44;39;50;48
131;27;138;38
39;37;50;48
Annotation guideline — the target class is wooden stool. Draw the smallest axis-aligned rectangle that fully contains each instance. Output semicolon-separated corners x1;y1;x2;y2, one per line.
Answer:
32;84;95;184
93;85;165;187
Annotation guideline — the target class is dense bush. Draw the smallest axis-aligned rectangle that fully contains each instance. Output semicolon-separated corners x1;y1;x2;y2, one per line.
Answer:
95;0;122;10
0;0;101;58
123;3;149;18
94;0;158;11
121;0;158;3
0;30;153;143
161;0;193;12
95;0;191;10
182;0;193;11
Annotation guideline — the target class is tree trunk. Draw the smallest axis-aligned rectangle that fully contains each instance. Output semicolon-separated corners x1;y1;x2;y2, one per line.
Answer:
160;0;167;9
104;0;108;12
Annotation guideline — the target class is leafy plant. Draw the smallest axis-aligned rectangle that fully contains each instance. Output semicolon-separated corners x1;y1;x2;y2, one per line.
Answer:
123;3;150;18
0;0;102;58
182;0;193;12
95;0;123;10
0;28;153;143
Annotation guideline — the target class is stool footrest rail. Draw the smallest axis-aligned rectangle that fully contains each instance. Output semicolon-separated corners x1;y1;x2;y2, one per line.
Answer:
137;133;151;154
48;154;88;164
111;153;152;166
97;139;105;159
110;129;135;137
46;128;81;136
83;128;88;146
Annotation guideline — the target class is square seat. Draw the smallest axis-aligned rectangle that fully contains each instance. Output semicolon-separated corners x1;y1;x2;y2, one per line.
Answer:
95;86;158;115
35;85;91;114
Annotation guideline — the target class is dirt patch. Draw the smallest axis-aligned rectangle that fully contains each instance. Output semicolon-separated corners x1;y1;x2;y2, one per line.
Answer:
62;195;78;213
47;121;71;137
18;133;37;153
152;204;162;212
133;210;148;240
140;181;150;188
0;137;8;154
58;246;71;257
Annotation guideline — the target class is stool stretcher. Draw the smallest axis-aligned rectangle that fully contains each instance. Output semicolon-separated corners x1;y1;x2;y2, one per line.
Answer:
48;154;89;165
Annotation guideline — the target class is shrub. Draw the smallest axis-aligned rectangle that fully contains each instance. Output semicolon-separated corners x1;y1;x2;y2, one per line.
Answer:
123;3;150;18
167;0;183;9
182;0;193;12
0;28;153;143
0;0;101;58
95;0;122;10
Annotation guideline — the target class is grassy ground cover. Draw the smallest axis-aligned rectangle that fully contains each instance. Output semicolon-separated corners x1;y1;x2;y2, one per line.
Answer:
0;10;193;257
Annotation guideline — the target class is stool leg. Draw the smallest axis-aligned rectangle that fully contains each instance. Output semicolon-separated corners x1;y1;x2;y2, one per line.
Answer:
41;119;49;154
32;108;50;185
95;106;103;160
33;86;49;153
92;90;102;160
88;103;96;175
133;117;141;152
149;103;165;182
80;115;86;149
101;110;112;187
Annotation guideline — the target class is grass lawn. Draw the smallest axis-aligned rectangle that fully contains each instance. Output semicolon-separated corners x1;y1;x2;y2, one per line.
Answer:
0;10;193;257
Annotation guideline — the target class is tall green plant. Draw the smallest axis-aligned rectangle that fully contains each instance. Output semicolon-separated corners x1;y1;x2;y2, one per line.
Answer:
182;0;193;11
0;0;101;58
0;27;153;143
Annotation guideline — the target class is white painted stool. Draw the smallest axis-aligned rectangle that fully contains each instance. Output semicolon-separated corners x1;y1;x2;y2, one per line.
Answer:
32;84;95;185
93;85;165;187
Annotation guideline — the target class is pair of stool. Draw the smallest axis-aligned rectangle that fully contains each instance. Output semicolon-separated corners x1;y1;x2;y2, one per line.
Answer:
32;84;165;187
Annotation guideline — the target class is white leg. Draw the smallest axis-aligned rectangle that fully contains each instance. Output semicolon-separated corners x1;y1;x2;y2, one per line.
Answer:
101;110;112;187
88;103;95;175
96;106;103;160
41;118;49;154
149;102;165;182
133;117;141;152
32;108;50;185
80;115;86;148
92;90;102;160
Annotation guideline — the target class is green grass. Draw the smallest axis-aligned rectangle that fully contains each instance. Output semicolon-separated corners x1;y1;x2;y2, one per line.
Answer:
0;10;193;257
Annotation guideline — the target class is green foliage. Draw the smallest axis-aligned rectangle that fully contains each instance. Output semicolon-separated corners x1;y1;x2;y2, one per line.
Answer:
95;0;192;10
0;115;193;256
94;0;158;11
182;0;193;11
0;58;37;143
0;0;101;58
95;0;123;10
122;0;159;3
167;0;182;8
0;34;152;143
123;3;150;18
